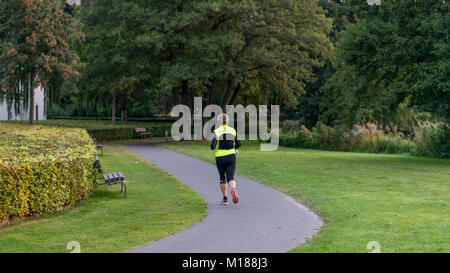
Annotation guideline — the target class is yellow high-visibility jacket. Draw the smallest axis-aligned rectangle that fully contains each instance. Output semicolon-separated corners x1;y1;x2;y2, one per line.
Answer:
210;125;241;157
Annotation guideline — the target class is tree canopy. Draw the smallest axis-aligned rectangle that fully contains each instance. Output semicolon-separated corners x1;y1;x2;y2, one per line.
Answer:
76;0;334;121
2;0;447;130
0;0;84;124
321;0;449;127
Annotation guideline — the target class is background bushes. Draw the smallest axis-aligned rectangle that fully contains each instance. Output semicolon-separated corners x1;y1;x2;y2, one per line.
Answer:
413;122;450;158
280;121;448;158
0;123;97;223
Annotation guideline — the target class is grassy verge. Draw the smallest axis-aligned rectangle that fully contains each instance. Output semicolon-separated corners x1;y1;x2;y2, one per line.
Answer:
0;144;207;253
159;141;450;252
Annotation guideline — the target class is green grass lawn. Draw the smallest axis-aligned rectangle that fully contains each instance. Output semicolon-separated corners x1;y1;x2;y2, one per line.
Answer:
159;141;450;252
0;145;207;253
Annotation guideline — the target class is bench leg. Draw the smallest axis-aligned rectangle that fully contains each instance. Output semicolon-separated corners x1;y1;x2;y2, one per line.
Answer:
122;183;127;198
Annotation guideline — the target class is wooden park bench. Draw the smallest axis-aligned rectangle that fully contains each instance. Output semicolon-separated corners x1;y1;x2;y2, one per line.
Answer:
135;127;152;139
92;137;103;155
93;156;126;198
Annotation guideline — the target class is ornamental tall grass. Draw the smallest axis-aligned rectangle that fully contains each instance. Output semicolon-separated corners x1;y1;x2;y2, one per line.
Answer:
279;121;440;156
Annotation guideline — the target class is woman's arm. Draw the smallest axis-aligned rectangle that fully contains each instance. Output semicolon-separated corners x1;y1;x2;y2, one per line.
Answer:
210;136;217;150
235;135;241;149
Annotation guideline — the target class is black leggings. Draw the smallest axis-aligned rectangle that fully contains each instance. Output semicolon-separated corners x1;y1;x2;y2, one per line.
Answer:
215;154;236;184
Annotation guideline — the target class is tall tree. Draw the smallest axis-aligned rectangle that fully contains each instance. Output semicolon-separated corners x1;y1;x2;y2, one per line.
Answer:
0;0;84;124
79;0;156;123
293;0;356;128
321;0;450;127
73;0;334;119
147;0;334;110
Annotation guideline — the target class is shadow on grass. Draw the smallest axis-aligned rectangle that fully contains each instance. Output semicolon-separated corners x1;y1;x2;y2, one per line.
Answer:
92;189;124;199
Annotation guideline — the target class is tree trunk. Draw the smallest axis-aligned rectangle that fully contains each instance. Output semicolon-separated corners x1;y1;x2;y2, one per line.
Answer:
181;80;189;106
229;82;242;106
121;107;128;123
206;79;215;105
172;87;181;105
121;108;128;123
111;93;116;125
102;94;107;116
222;76;234;109
120;93;128;123
28;70;35;125
94;95;99;117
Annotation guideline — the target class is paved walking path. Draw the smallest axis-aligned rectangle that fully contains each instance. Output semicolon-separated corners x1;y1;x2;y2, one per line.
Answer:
125;143;322;253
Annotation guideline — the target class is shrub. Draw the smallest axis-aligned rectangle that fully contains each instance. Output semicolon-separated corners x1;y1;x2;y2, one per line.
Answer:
311;122;333;150
280;122;416;155
0;123;96;223
280;120;302;134
279;134;298;147
412;122;450;158
279;120;449;158
426;123;450;158
297;125;313;148
412;122;432;156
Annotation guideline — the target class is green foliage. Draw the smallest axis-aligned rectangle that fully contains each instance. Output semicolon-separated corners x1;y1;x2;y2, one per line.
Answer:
77;0;155;120
280;120;450;158
427;123;450;159
279;134;298;148
290;0;355;127
71;0;334;118
321;0;450;126
413;122;450;158
87;125;171;142
0;122;96;223
281;122;415;155
0;0;84;124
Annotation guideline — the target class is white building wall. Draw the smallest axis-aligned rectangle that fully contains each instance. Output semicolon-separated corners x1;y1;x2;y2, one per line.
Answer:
67;0;81;5
0;85;46;121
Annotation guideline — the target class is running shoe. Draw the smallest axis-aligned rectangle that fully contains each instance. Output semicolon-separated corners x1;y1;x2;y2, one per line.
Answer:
220;197;228;206
230;188;239;204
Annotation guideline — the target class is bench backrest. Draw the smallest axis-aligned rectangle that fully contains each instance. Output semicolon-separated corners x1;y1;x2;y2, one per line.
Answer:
135;127;147;133
103;172;124;183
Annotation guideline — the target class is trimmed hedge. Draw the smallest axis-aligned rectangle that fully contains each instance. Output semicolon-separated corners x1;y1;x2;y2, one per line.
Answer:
48;116;177;122
0;123;96;223
10;120;174;142
86;124;172;142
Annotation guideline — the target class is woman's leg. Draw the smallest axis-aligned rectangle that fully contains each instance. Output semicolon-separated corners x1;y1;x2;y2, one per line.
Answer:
226;154;238;203
216;157;228;203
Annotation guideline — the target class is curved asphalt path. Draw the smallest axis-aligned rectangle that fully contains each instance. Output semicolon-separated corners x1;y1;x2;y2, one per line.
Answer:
125;142;323;253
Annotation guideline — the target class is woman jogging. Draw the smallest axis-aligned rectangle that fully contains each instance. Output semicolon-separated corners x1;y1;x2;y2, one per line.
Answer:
210;113;241;205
